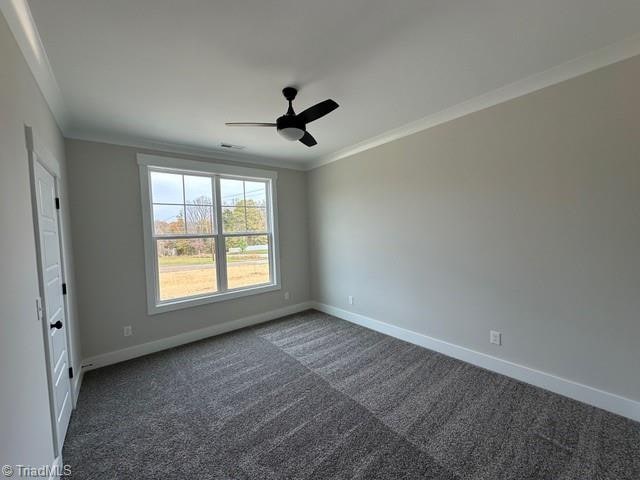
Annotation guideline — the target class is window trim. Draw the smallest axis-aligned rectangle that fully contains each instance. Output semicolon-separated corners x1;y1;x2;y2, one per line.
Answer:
138;154;281;315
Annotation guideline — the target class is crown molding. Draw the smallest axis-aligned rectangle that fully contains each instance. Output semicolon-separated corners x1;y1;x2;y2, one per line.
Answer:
65;130;306;171
1;0;69;131
308;33;640;171
5;0;639;172
1;0;303;171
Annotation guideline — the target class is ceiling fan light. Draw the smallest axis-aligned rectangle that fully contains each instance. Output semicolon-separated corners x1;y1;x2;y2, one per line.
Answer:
278;127;305;141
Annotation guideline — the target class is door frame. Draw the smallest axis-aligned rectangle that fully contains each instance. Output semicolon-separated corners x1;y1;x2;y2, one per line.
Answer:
25;125;78;456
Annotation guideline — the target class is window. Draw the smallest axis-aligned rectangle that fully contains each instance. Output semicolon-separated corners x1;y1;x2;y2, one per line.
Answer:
138;154;280;314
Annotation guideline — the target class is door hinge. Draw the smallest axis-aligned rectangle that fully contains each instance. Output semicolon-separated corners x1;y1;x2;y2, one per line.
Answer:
35;297;43;322
69;367;74;379
55;197;60;210
62;283;67;295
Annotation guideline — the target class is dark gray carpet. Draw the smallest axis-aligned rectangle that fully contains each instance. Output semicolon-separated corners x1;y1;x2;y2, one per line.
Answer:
64;310;640;479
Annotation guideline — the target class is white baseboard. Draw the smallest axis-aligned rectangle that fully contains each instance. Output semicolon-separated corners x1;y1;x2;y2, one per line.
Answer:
72;368;84;408
48;456;62;480
312;302;640;423
75;299;640;422
81;302;313;372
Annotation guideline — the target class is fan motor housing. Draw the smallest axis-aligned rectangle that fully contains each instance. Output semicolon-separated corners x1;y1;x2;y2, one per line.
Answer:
276;115;305;141
276;115;303;131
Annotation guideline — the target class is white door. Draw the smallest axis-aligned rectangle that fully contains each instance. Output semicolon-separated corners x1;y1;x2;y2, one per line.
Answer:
33;160;72;452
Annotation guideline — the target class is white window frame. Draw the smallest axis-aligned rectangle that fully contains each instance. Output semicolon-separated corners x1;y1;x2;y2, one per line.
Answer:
138;154;281;315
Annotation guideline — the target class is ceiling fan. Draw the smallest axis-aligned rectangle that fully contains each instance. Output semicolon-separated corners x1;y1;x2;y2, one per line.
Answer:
225;87;339;147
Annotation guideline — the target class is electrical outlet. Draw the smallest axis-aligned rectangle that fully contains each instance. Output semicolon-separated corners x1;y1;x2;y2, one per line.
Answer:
490;330;502;346
124;326;133;337
348;295;354;305
284;291;290;301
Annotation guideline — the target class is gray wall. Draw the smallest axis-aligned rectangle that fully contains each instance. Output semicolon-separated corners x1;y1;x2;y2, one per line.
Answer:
0;13;80;469
308;55;640;402
65;139;310;359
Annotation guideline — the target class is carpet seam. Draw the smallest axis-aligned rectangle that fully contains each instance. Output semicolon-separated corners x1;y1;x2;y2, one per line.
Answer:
249;325;462;479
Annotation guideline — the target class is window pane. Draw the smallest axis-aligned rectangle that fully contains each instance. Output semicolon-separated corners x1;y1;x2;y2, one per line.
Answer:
153;204;185;235
220;178;244;206
222;205;247;233
225;235;270;289
151;171;183;204
246;207;267;232
157;238;217;301
184;175;213;204
244;181;267;206
185;205;213;234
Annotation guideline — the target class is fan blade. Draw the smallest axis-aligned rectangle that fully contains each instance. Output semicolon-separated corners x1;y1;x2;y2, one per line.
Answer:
296;99;339;124
299;131;317;147
225;122;276;127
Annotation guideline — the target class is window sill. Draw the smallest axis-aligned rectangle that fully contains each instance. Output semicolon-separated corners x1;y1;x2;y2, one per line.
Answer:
148;283;281;315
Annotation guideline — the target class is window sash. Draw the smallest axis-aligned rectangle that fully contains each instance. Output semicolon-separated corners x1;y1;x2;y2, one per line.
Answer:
152;232;270;240
154;236;219;302
222;233;274;290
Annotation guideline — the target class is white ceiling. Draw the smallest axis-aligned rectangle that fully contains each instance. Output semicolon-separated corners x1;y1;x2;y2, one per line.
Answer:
26;0;640;168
